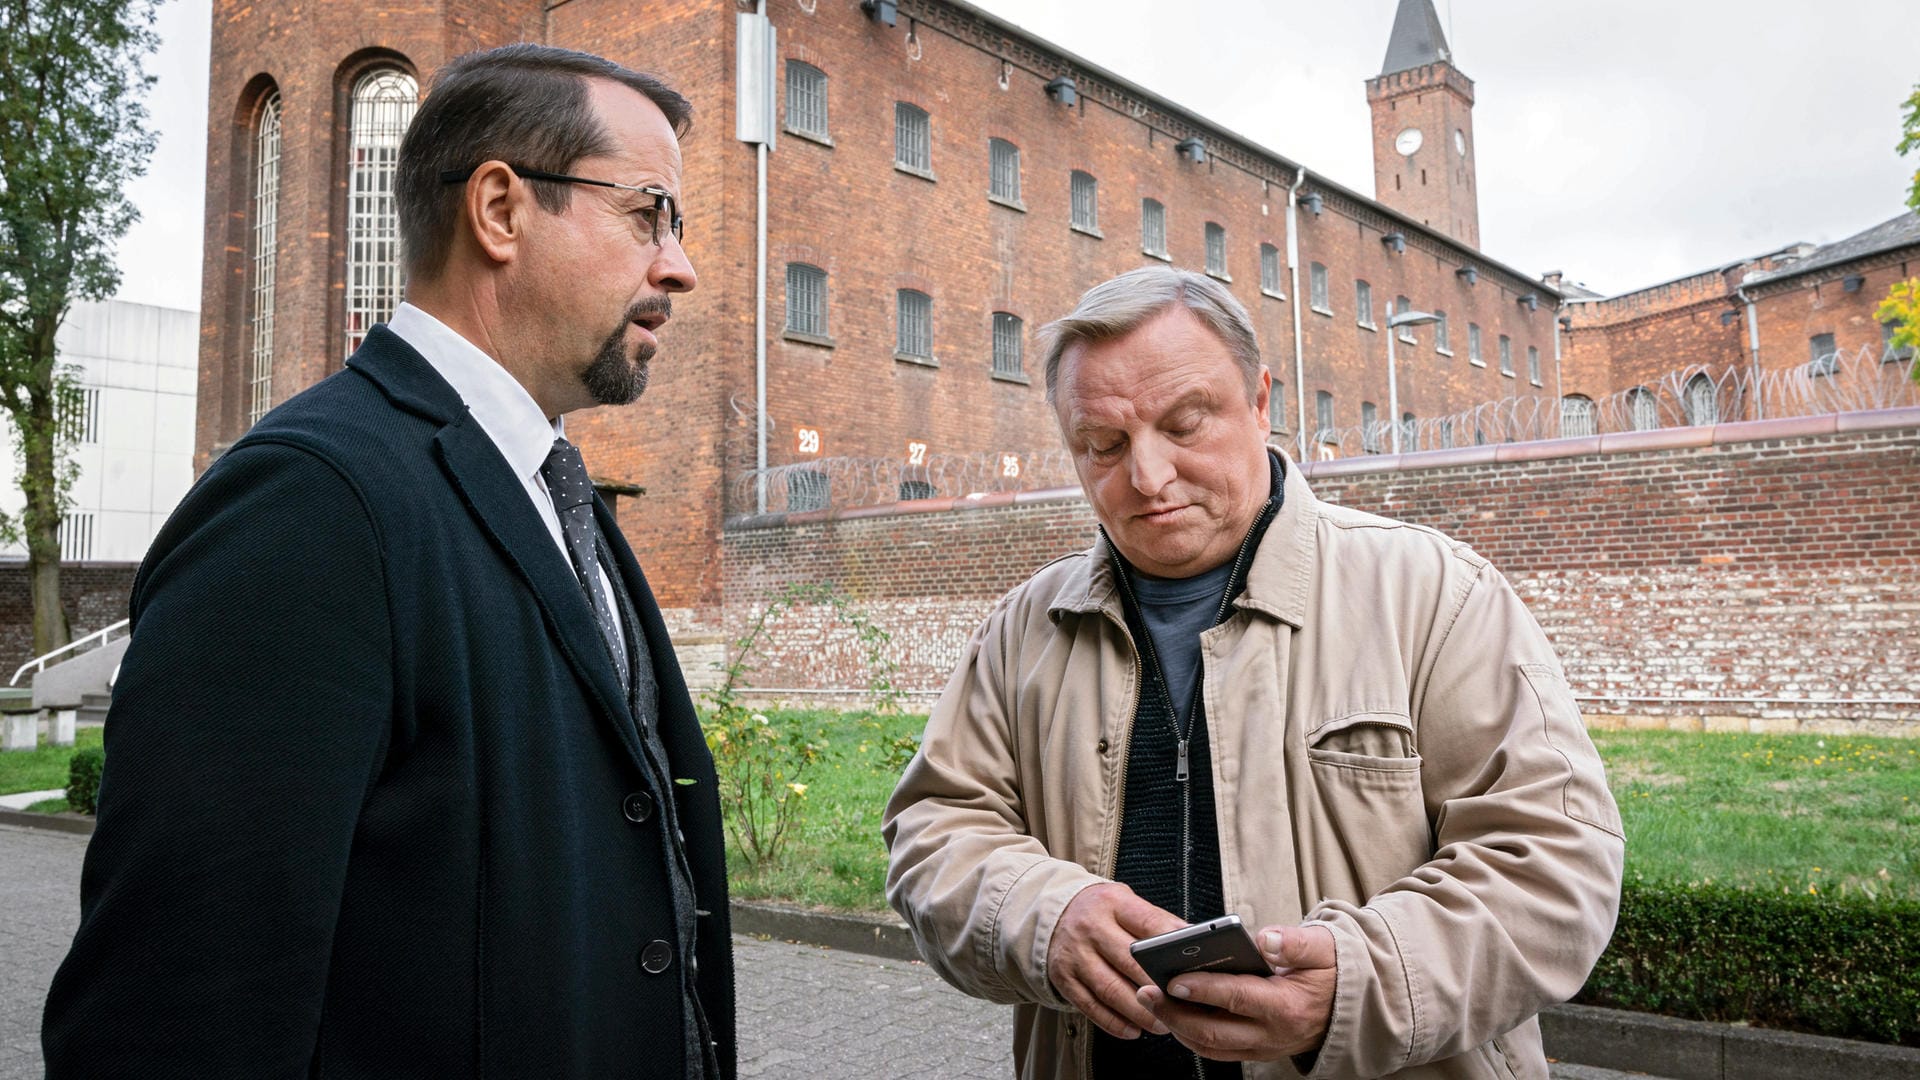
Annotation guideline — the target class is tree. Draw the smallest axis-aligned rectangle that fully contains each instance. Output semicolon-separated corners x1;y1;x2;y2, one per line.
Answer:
0;1;162;654
1876;81;1920;381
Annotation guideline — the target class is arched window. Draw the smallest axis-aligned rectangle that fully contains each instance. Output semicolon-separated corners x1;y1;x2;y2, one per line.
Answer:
1627;386;1658;431
1560;394;1596;438
344;68;418;359
1684;373;1718;427
249;92;282;426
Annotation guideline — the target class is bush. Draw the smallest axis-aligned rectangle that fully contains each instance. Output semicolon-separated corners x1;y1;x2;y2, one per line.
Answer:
65;745;104;815
1578;876;1920;1046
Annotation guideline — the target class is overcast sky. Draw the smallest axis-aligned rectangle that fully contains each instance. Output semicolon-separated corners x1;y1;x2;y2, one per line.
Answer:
113;0;1917;311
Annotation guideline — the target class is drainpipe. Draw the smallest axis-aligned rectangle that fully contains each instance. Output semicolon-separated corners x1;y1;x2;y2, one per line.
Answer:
754;0;771;511
1737;285;1761;420
1286;169;1308;460
1553;304;1565;434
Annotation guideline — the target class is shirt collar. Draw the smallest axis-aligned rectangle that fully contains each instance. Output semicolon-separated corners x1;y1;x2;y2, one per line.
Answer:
387;302;563;481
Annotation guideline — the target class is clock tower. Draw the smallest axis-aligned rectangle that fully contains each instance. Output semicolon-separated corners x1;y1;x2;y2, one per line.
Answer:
1366;0;1480;248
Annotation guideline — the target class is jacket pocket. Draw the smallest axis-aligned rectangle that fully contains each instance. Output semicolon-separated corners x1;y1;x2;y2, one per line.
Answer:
1306;709;1417;762
1303;712;1428;897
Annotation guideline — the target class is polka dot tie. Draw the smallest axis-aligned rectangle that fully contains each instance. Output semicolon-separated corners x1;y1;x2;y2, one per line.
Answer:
540;437;631;692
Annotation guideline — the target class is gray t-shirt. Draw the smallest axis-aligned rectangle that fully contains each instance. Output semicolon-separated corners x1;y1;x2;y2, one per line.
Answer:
1130;559;1235;726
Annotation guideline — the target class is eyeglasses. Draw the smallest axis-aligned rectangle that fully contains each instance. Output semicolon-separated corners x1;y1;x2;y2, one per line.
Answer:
441;163;684;246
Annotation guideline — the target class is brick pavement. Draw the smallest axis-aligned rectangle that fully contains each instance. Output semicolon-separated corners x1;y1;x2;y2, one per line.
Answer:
2;824;1656;1078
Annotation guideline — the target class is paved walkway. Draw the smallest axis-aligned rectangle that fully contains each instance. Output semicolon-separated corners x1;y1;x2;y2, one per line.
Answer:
2;824;1658;1078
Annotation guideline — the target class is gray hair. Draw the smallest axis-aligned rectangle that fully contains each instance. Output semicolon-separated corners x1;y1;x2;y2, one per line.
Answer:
1038;265;1262;406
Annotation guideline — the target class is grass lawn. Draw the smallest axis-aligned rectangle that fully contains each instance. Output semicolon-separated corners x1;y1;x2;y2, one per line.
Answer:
0;726;102;797
724;714;1920;912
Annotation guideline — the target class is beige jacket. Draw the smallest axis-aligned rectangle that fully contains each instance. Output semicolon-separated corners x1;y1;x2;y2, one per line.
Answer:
883;458;1624;1080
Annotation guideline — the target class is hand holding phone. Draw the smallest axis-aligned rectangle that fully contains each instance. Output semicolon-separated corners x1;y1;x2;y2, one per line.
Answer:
1128;914;1271;992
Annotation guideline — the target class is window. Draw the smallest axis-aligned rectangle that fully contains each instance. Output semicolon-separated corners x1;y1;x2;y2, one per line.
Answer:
249;92;282;426
1528;345;1541;385
785;263;828;339
992;312;1024;379
894;102;931;174
1395;296;1415;342
1498;334;1513;376
1628;387;1659;431
1684;373;1718;426
1260;244;1283;297
787;469;830;512
1885;321;1915;363
1315;391;1334;439
344;69;418;360
58;386;101;444
1468;323;1483;365
59;513;94;562
1433;310;1451;354
785;61;829;140
1808;332;1838;376
898;478;936;501
989;138;1020;203
1268;381;1286;433
1440;419;1455;449
1401;412;1417;451
1070;170;1099;233
1204;222;1227;278
1561;394;1596;438
1355;280;1374;328
896;289;933;360
1361;401;1381;453
1310;263;1330;314
1141;198;1167;258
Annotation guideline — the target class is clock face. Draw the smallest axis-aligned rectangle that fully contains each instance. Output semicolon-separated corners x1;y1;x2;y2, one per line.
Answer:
1454;129;1467;156
1395;128;1423;156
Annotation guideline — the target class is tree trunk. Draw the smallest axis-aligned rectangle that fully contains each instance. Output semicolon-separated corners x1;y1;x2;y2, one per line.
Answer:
23;319;70;658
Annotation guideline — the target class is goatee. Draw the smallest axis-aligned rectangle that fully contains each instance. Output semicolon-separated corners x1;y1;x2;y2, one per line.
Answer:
583;297;672;405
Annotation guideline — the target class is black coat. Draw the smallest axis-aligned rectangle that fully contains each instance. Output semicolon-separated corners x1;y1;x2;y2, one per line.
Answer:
42;327;735;1079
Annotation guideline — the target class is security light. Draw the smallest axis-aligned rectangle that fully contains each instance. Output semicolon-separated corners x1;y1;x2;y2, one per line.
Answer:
861;0;897;26
1176;137;1206;164
1456;266;1477;285
1301;192;1323;216
1045;75;1077;107
1381;232;1406;254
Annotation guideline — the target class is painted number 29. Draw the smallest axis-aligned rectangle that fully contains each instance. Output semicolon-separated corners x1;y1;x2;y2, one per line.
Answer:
797;428;821;455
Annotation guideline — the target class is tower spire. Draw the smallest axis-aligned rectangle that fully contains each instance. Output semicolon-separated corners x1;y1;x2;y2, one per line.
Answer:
1380;0;1452;77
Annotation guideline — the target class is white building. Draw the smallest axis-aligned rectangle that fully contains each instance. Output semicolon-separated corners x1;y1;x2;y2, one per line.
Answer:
0;299;198;564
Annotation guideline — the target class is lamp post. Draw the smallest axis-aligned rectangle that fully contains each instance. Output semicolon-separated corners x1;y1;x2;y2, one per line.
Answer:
1385;306;1441;454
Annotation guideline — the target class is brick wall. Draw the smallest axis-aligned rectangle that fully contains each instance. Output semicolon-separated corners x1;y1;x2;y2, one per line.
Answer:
712;415;1920;733
0;563;140;679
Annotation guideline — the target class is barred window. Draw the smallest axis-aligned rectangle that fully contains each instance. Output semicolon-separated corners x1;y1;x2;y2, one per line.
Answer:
1141;198;1167;257
897;289;932;358
785;263;828;338
1808;332;1838;376
1205;222;1227;277
1395;296;1415;342
1361;401;1381;453
1070;170;1099;232
344;69;418;360
1268;380;1286;433
1498;334;1513;375
59;513;94;562
786;61;829;139
1885;321;1916;363
992;312;1023;378
1440;419;1455;449
1401;412;1417;450
898;478;935;501
989;138;1020;202
1528;345;1542;385
894;102;931;173
57;386;101;444
1684;373;1718;426
250;92;282;426
1628;387;1659;430
1260;244;1282;296
787;469;830;512
1355;280;1374;328
1561;394;1596;438
1434;310;1451;353
1469;323;1483;364
1310;263;1329;312
1315;390;1334;438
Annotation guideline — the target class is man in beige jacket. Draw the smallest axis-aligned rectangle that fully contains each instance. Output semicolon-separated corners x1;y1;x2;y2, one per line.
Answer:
883;266;1624;1080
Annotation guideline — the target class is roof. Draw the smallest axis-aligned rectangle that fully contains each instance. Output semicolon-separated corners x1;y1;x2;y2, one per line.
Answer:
1381;0;1453;76
1741;212;1920;287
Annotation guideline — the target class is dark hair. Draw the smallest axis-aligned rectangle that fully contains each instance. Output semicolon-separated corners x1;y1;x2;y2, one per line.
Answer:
395;43;692;280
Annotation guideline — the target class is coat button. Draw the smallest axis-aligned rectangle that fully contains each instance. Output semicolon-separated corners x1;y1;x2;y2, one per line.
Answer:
1097;738;1109;754
623;792;654;824
639;940;674;974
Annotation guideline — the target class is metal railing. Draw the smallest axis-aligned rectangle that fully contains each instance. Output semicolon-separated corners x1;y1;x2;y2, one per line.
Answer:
11;618;131;687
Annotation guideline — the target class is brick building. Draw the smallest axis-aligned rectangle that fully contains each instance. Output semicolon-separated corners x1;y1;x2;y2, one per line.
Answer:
196;0;1585;614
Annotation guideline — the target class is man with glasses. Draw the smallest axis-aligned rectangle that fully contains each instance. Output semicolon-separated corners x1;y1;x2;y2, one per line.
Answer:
44;45;734;1078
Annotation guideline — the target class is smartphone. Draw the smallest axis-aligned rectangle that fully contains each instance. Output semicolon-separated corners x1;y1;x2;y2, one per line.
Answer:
1129;914;1271;992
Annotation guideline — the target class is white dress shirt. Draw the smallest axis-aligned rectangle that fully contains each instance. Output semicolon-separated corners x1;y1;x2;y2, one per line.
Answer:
387;303;626;653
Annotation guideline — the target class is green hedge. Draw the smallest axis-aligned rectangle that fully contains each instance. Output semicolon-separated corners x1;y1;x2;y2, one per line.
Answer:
1578;877;1920;1046
65;746;104;816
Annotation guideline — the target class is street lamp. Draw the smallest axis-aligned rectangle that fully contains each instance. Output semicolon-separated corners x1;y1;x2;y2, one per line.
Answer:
1384;306;1441;454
